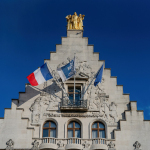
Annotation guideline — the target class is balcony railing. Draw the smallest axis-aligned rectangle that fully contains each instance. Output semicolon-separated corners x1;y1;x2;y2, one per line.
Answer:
60;99;88;111
39;137;108;150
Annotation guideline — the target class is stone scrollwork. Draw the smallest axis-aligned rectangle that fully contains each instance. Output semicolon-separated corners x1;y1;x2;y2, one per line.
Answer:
6;139;14;149
31;140;39;149
133;141;141;150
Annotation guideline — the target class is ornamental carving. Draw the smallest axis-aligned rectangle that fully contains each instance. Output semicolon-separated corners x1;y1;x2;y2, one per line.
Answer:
6;139;14;149
82;141;90;148
108;141;115;149
133;141;141;150
57;141;64;148
31;140;39;149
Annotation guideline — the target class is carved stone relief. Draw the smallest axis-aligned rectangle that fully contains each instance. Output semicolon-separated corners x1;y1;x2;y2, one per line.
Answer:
109;102;118;123
31;140;39;149
82;141;90;148
6;139;14;149
133;141;141;150
108;141;116;150
30;97;42;124
90;94;118;124
57;141;64;148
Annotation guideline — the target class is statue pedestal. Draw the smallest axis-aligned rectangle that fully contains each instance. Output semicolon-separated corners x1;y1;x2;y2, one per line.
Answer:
67;30;83;38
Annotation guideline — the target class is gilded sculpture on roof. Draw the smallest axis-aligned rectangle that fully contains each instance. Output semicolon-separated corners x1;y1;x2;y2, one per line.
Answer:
66;12;85;30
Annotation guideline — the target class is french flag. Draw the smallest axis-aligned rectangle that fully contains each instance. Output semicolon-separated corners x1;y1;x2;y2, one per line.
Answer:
27;63;53;86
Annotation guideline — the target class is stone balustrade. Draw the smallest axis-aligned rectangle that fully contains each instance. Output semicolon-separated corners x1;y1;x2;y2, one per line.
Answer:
40;137;108;150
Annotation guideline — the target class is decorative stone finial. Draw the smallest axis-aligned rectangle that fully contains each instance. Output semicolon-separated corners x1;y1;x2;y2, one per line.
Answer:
133;141;141;150
6;139;14;149
66;12;85;30
31;140;39;149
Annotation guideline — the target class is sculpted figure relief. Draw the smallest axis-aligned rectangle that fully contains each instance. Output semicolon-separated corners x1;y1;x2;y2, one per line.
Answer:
66;12;85;30
30;97;41;123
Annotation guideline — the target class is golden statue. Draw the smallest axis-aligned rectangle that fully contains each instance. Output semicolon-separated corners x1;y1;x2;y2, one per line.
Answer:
78;14;85;30
66;15;72;30
66;12;85;30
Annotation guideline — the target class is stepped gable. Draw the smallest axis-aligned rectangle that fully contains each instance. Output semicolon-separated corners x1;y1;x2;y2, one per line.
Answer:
0;13;149;150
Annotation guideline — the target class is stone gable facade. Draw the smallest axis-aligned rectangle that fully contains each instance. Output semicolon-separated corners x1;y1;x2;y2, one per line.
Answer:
0;30;149;150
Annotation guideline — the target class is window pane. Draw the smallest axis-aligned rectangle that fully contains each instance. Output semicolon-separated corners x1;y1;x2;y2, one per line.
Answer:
75;130;81;138
92;130;98;138
75;88;81;101
68;122;73;128
75;122;80;128
43;129;49;137
92;123;97;128
68;130;73;138
99;123;105;128
51;122;56;128
44;122;49;127
69;94;74;101
50;129;56;137
99;130;105;138
75;94;80;101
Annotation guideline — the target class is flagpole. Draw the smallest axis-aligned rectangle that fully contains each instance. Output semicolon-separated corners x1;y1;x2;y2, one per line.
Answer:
74;53;76;103
46;62;69;99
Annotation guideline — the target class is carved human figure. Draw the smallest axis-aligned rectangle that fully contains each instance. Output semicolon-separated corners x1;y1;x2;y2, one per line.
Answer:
66;15;72;29
72;12;78;29
109;102;118;123
30;97;41;123
101;98;110;119
78;14;85;29
88;85;97;109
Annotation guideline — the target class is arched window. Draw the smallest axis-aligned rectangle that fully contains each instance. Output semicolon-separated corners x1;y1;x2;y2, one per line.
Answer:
68;121;81;138
43;121;56;137
92;122;105;138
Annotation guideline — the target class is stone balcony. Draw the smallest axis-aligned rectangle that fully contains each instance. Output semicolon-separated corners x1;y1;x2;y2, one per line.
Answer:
60;99;88;111
39;137;108;150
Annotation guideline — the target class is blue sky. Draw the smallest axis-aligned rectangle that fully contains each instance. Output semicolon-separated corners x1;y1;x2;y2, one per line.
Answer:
0;0;150;119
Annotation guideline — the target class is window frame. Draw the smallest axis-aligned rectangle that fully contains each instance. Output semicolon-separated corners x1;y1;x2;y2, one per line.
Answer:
91;122;105;138
67;121;81;138
68;85;81;100
43;121;56;137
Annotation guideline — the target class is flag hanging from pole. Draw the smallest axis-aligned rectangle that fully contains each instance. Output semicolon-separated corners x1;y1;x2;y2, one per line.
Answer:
27;63;53;86
57;58;75;82
94;64;104;87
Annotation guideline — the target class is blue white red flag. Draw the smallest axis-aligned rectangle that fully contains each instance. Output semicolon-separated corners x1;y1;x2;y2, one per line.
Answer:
27;63;53;86
57;58;75;82
94;64;104;86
